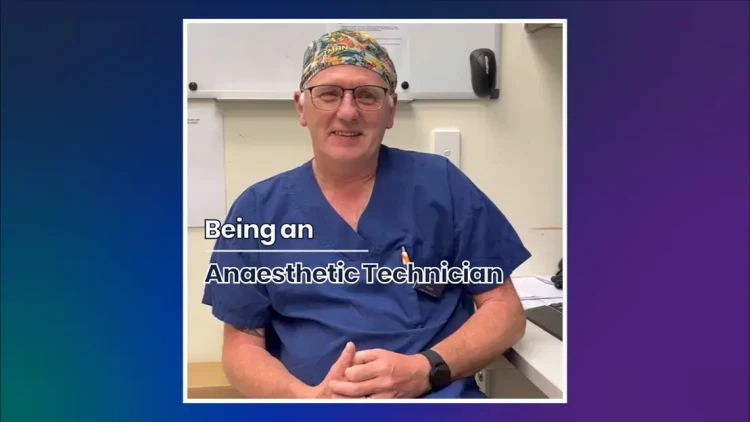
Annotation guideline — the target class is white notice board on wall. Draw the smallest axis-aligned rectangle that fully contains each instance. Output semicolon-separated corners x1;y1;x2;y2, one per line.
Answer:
186;21;502;101
186;100;226;227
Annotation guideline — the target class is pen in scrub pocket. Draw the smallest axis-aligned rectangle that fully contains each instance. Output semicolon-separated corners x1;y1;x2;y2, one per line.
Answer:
401;246;411;266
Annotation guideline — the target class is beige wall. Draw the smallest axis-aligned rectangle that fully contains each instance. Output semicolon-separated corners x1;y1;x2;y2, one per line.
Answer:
187;23;563;362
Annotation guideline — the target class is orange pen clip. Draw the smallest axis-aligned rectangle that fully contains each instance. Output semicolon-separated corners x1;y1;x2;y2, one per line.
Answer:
401;246;411;266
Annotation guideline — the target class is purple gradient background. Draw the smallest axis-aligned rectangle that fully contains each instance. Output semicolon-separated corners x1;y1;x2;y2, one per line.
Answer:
2;1;748;421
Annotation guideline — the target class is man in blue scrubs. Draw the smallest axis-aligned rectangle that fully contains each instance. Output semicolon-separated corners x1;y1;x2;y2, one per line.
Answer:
202;30;531;399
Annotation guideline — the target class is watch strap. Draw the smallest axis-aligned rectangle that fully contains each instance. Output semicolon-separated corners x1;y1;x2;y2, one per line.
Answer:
420;349;445;368
419;349;451;390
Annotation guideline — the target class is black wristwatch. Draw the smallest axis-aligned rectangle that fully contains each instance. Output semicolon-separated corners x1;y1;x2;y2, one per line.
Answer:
419;349;451;391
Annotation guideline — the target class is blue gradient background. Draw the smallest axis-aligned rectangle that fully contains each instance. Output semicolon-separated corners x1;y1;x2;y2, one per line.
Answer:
2;0;748;421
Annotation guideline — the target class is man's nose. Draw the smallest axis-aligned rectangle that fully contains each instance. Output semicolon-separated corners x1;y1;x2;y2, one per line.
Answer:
336;92;359;120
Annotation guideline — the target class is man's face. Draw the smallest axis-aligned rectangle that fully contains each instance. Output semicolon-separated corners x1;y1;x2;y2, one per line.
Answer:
294;65;397;164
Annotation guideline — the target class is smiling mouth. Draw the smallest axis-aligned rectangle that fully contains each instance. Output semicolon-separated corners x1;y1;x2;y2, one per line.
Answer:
331;131;363;137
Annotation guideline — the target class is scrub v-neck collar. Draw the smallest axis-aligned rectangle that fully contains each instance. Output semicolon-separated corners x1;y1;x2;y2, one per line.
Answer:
288;145;393;261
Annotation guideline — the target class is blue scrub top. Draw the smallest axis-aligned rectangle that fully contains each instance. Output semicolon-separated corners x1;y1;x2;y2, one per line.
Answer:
202;145;531;398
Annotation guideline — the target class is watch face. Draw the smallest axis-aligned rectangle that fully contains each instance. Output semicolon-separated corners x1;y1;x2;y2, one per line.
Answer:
432;365;452;388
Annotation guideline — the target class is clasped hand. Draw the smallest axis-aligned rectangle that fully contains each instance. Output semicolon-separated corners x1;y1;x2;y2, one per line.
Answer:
306;342;432;399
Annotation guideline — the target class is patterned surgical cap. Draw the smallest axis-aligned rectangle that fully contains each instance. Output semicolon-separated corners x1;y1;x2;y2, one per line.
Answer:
300;30;397;92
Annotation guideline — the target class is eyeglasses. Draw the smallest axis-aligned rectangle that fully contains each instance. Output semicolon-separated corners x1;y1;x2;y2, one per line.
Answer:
305;85;389;111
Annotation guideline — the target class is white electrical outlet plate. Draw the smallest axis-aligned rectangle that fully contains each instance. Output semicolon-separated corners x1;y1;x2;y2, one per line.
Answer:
433;129;461;169
476;370;488;395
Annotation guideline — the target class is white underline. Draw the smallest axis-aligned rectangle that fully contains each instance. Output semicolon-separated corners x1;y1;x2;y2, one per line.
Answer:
207;249;370;253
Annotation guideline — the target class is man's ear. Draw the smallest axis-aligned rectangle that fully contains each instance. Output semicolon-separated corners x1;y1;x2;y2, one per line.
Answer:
385;93;398;129
293;91;307;127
